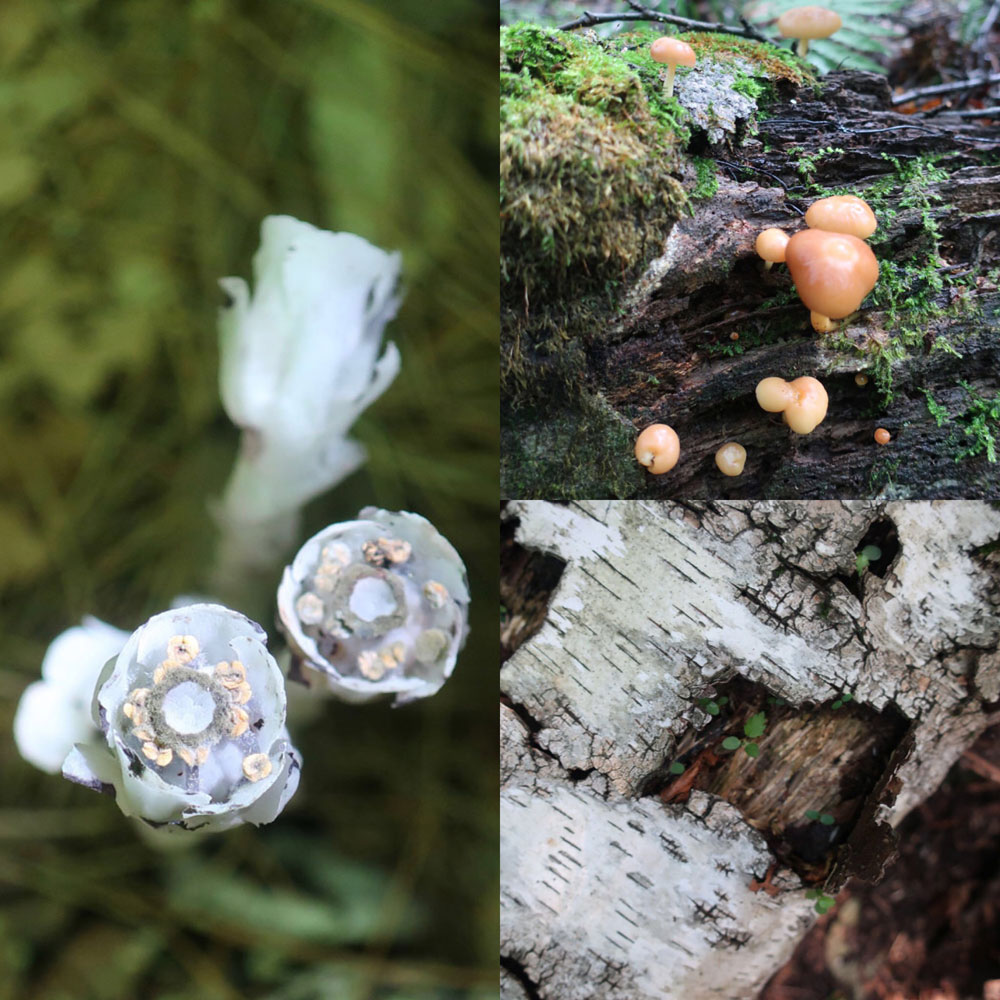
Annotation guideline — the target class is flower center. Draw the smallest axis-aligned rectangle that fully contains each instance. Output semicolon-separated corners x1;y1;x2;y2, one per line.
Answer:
161;681;217;734
349;576;398;621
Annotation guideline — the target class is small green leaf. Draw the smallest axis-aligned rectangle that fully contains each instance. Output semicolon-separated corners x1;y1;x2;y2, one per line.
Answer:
717;697;729;706
744;712;767;739
744;742;759;758
722;736;742;751
815;896;835;914
706;701;720;715
841;692;853;703
861;545;882;562
832;699;843;710
805;810;820;821
669;761;685;775
820;813;835;826
856;554;869;575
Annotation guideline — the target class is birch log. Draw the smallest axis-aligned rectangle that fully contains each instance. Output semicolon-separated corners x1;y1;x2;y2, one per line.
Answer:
500;500;1000;1000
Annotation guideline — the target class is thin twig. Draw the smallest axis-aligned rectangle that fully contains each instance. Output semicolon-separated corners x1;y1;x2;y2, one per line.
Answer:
934;106;1000;118
558;2;776;46
891;72;1000;106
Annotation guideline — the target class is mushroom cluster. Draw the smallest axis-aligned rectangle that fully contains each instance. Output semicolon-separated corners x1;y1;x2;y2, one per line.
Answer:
756;376;829;434
755;193;880;334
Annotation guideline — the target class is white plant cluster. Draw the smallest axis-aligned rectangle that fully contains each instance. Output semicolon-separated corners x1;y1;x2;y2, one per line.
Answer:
278;508;469;706
12;218;469;837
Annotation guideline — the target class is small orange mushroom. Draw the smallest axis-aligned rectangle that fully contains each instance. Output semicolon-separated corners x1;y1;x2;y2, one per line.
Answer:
777;6;842;58
635;423;680;474
855;373;869;387
755;228;790;270
756;376;828;434
805;195;878;240
756;376;795;412
785;229;879;321
650;36;697;99
785;376;828;434
874;427;891;445
715;442;747;476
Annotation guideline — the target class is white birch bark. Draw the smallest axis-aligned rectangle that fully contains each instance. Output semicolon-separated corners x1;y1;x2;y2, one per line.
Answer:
500;500;1000;1000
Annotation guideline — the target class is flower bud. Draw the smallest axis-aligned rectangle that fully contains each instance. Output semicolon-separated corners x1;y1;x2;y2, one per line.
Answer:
277;509;469;705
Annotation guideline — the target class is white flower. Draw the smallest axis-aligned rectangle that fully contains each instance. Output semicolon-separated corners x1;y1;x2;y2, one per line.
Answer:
218;215;402;523
62;604;301;834
14;617;128;774
277;508;470;706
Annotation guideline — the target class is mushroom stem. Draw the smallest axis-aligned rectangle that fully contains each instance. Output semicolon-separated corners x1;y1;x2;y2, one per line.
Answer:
810;311;837;334
763;260;774;271
797;38;809;58
663;64;677;99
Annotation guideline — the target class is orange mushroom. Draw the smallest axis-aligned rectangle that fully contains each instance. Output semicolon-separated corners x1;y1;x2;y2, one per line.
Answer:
777;6;842;58
755;376;828;434
874;427;891;445
715;442;747;476
755;228;790;270
650;37;697;99
634;423;680;474
785;229;879;326
805;195;878;240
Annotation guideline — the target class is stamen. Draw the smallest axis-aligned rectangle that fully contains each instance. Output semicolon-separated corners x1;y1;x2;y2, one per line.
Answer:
242;753;273;782
214;660;246;689
166;635;200;663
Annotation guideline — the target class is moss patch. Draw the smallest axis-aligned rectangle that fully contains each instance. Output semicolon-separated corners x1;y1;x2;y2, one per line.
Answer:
501;391;642;499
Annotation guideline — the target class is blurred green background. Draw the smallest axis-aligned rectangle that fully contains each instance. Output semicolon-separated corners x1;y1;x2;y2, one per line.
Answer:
0;1;497;998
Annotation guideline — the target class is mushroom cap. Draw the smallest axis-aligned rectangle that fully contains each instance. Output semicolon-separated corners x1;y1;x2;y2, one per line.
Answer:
805;195;877;239
755;228;790;263
874;427;891;444
634;423;680;474
715;442;747;477
756;376;795;413
650;37;697;68
785;229;879;319
777;6;842;40
785;376;828;434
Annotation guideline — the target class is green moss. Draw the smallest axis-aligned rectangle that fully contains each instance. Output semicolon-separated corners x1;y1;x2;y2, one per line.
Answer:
691;156;720;200
500;392;643;499
501;23;691;405
676;31;816;87
922;383;1000;463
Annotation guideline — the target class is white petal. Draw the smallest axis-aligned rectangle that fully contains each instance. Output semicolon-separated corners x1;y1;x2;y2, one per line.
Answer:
14;680;93;774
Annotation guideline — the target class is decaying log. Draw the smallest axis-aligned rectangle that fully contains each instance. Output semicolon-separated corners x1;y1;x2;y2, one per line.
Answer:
501;24;1000;499
500;500;1000;999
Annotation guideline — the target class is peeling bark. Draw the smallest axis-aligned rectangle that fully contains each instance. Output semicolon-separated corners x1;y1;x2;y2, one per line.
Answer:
500;500;1000;1000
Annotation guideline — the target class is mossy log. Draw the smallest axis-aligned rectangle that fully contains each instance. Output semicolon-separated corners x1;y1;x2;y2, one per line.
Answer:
501;25;1000;499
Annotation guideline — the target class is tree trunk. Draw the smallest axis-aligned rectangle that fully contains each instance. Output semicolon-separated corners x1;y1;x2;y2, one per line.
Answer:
501;25;1000;499
500;500;1000;1000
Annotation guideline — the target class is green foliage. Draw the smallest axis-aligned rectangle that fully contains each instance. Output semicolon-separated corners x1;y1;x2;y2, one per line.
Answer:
805;810;836;825
0;1;496;997
721;712;767;758
855;546;881;576
805;888;837;914
698;695;729;716
832;691;855;710
669;760;686;775
922;384;1000;463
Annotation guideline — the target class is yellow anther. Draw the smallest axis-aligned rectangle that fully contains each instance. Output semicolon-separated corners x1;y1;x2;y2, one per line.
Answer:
214;660;246;689
321;542;351;566
155;748;173;767
133;728;154;742
362;537;411;566
196;747;210;765
178;748;195;767
141;742;160;760
358;650;386;681
423;581;449;609
230;707;249;738
123;702;135;719
242;753;273;782
231;682;253;705
167;635;199;663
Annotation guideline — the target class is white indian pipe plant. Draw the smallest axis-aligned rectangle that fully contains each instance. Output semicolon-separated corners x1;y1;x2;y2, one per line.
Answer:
214;216;402;576
277;508;469;706
59;604;301;834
